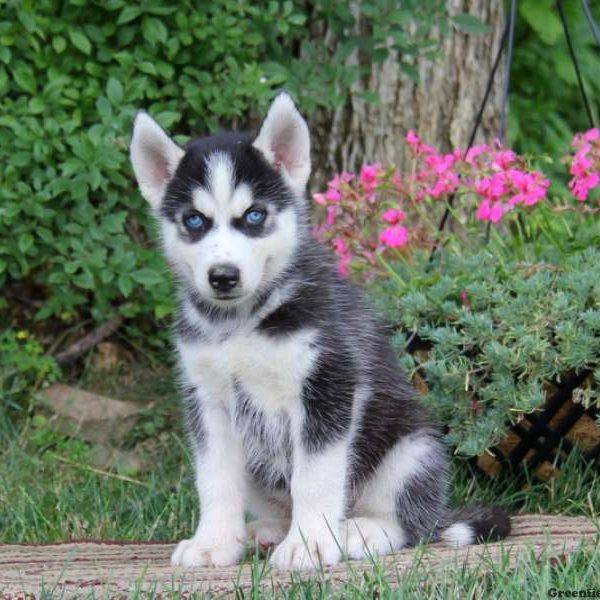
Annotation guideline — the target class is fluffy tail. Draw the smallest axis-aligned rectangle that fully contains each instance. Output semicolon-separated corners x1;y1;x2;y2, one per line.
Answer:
438;505;511;548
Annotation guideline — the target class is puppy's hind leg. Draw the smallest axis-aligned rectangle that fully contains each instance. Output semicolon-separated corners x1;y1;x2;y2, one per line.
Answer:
346;432;448;560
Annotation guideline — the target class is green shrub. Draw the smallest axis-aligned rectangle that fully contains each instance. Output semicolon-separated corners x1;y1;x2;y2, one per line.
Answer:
0;0;452;344
376;247;600;456
509;0;600;180
0;329;60;414
0;1;308;331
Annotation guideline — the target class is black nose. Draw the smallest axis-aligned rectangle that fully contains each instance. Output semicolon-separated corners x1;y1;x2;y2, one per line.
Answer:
208;264;240;293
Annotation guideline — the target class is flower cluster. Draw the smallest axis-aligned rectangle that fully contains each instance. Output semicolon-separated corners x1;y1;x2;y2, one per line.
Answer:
566;128;600;201
314;129;595;277
313;164;393;276
404;131;550;223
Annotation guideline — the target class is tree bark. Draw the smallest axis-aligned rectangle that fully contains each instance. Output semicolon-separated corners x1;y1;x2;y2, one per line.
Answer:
309;0;506;187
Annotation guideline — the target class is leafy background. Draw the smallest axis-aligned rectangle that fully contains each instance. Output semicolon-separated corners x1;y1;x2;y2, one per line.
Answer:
0;0;457;337
1;0;599;446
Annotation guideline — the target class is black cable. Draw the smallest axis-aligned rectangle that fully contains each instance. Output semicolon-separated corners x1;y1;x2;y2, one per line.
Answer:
429;15;511;263
498;0;517;143
557;0;595;129
581;0;600;52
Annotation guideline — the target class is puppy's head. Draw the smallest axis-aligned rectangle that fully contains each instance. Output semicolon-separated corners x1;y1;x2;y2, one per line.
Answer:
130;93;310;307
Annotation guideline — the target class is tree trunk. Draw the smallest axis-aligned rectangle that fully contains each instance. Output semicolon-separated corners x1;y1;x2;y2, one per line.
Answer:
309;0;505;187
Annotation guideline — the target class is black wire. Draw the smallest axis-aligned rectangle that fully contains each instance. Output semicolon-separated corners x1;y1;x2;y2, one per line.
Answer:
581;0;600;52
428;15;511;263
557;0;595;129
498;0;517;143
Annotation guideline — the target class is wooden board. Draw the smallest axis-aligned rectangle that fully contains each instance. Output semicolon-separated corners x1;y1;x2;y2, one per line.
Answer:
1;514;598;597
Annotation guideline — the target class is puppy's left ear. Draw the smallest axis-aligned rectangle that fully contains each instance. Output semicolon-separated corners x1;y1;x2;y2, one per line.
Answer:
253;92;311;193
130;112;184;210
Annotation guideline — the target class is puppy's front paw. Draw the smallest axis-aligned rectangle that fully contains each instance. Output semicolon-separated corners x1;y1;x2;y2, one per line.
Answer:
171;536;244;568
270;533;341;570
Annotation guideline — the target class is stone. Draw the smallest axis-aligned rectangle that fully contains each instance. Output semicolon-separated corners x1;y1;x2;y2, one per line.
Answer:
41;384;142;445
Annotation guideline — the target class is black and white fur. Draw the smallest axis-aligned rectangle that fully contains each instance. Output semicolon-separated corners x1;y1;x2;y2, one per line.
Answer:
130;93;510;570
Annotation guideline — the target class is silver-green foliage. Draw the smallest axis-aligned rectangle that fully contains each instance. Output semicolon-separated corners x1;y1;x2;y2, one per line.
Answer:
384;248;600;456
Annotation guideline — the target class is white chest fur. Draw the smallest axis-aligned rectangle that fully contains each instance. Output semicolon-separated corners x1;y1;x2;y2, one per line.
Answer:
177;327;319;415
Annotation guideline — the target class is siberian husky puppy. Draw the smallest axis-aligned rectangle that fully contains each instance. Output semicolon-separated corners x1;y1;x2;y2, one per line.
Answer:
130;92;510;570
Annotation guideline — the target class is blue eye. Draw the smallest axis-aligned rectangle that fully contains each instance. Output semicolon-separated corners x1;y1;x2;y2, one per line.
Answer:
183;212;205;230
244;209;266;226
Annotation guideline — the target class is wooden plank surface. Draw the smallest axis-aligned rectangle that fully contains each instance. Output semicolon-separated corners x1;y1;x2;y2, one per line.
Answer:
1;515;598;597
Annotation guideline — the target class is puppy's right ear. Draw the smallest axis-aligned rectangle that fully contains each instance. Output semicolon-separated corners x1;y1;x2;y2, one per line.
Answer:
130;112;184;210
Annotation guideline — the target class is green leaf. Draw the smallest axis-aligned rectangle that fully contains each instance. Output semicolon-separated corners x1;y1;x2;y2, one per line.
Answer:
103;211;127;233
154;303;173;318
74;271;94;289
52;36;66;54
155;110;180;128
131;268;164;286
400;62;419;82
452;13;490;35
117;274;133;297
0;47;11;64
69;30;92;55
96;96;113;118
519;0;562;45
28;97;45;113
106;76;123;104
13;65;36;93
117;5;143;25
142;17;167;45
18;233;34;253
288;13;306;26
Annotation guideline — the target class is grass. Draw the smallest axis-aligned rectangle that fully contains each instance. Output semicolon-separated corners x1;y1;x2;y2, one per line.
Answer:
1;367;599;597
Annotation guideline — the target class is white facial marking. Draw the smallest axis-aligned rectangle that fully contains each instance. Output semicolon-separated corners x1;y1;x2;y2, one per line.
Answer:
207;153;234;214
230;183;254;218
159;150;299;306
192;188;216;219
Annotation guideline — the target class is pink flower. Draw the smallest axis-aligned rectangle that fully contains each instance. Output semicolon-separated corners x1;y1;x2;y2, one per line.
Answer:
332;237;352;276
332;237;348;256
325;188;341;202
476;200;507;223
382;208;405;224
424;152;456;174
476;200;491;221
337;253;351;277
313;192;326;205
583;128;600;142
489;201;505;223
567;131;599;201
570;152;593;176
379;225;409;248
465;144;489;165
425;171;459;198
326;205;337;225
569;172;600;201
406;130;420;146
360;163;383;186
328;172;354;190
492;150;516;171
474;174;506;200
